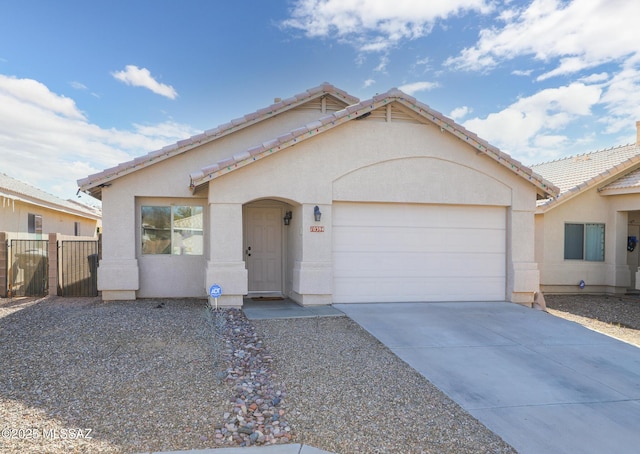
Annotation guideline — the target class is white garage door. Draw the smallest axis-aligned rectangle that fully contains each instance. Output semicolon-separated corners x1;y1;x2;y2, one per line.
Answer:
333;203;506;303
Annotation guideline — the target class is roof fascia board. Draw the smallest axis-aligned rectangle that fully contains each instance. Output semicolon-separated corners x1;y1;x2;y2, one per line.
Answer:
190;90;559;197
189;96;388;191
390;96;558;197
599;187;640;196
78;84;358;196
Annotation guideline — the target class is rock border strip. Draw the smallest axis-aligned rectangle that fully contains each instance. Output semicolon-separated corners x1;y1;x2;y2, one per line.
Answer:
213;308;292;447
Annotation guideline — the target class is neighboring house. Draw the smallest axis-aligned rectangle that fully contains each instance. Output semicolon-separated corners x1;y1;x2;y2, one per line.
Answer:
0;173;102;298
0;172;101;237
532;124;640;294
78;83;557;307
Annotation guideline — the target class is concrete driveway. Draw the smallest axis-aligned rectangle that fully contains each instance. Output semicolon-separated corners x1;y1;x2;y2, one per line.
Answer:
335;301;640;454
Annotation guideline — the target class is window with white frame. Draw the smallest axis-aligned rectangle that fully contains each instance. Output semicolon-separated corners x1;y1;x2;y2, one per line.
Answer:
141;205;203;255
564;223;605;261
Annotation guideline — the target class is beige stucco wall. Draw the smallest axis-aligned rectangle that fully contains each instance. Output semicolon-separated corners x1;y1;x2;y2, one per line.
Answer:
536;187;640;294
206;119;539;306
97;107;331;300
97;105;541;305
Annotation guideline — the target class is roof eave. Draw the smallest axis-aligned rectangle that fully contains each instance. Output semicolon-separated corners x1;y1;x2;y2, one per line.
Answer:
189;89;560;198
390;96;559;198
537;155;640;212
599;186;640;196
78;83;359;195
0;190;101;220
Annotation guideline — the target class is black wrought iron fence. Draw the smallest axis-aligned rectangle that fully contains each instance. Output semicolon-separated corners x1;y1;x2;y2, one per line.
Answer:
8;239;49;297
60;240;98;297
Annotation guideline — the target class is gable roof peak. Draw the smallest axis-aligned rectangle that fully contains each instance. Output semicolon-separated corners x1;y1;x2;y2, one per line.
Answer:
78;82;359;198
189;86;558;197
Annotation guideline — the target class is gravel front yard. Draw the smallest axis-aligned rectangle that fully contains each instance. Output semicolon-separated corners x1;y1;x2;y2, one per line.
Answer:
545;294;640;347
2;294;638;453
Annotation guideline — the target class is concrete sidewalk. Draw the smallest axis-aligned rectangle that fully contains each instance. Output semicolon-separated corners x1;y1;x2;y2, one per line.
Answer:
336;301;640;454
152;444;333;454
243;298;344;320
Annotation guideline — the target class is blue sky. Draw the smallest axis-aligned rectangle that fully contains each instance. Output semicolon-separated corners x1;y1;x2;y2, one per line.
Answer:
1;0;639;205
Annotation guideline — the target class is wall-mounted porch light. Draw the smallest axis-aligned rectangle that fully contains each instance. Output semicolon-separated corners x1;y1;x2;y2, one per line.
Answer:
314;205;322;222
283;211;292;225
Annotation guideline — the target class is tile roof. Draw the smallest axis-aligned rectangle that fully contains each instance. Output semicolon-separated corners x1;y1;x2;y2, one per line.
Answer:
531;143;640;209
600;167;640;192
77;83;358;199
189;87;559;197
0;172;101;219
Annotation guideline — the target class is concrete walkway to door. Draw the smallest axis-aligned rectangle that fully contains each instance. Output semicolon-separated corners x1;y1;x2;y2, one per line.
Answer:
335;302;640;454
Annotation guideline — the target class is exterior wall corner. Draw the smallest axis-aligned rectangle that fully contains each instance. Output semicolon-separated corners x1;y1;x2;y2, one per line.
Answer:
97;259;139;295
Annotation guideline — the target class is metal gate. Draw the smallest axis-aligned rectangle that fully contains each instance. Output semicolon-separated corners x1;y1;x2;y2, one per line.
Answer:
8;239;49;297
60;240;99;297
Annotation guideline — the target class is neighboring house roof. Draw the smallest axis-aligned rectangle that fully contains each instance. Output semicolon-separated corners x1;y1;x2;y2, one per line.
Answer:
0;172;101;220
599;167;640;193
78;83;358;199
188;87;559;197
531;143;640;211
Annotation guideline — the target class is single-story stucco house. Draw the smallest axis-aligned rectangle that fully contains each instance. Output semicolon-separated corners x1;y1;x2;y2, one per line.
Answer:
78;83;558;307
532;124;640;295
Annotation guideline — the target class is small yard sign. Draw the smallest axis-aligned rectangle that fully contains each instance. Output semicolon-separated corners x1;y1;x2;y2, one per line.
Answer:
209;284;223;310
209;284;223;298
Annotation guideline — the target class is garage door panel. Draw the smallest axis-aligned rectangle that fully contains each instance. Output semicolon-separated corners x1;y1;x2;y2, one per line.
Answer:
333;226;505;254
333;252;505;277
334;203;504;229
333;277;505;303
333;202;506;303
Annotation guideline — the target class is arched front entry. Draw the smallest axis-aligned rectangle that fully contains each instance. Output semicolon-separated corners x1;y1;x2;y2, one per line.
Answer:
243;199;297;297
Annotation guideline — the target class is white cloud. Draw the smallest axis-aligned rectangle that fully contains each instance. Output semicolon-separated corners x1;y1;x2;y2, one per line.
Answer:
398;81;439;95
450;105;471;120
598;62;640;134
70;81;88;90
512;69;533;77
0;75;197;201
579;72;609;84
446;0;640;78
374;54;389;72
283;0;491;53
0;75;86;120
536;57;590;81
112;65;178;99
363;78;376;88
463;82;602;161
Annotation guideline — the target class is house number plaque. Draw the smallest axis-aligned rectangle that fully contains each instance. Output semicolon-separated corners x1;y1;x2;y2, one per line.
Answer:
310;226;325;232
